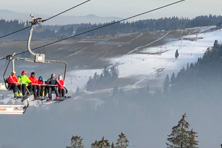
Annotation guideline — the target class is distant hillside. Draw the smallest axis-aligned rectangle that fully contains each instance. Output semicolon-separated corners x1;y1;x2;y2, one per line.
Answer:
1;14;222;41
0;10;30;22
76;15;222;36
0;19;56;40
0;10;122;25
161;40;222;101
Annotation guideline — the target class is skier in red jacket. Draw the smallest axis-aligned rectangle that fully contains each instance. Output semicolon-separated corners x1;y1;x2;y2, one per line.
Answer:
57;75;65;97
7;71;21;97
28;72;38;98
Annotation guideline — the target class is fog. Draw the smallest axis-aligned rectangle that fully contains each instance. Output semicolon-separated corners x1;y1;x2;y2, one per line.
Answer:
0;83;222;148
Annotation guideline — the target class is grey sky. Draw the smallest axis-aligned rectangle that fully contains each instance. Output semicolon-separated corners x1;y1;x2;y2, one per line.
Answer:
0;0;221;20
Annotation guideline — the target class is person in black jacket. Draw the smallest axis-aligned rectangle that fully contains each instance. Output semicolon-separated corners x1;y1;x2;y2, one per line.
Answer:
46;73;59;101
175;49;179;60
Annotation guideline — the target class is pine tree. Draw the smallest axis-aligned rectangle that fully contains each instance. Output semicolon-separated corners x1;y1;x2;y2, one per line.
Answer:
116;133;129;148
170;73;176;84
110;65;119;79
111;142;115;148
91;137;110;148
75;87;80;95
166;113;198;148
175;49;179;59
187;129;198;148
112;86;119;96
213;40;219;48
71;136;84;148
66;136;84;148
163;74;170;93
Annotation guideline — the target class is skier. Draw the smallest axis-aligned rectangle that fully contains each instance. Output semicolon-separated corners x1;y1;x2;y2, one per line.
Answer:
175;49;179;59
28;72;38;99
7;71;21;97
57;75;65;97
46;73;59;101
37;76;47;98
18;70;31;96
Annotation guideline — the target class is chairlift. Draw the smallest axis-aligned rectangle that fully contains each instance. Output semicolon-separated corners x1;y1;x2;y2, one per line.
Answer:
0;15;70;113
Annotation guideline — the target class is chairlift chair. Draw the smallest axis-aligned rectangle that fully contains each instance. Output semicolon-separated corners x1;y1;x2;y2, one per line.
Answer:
0;15;69;113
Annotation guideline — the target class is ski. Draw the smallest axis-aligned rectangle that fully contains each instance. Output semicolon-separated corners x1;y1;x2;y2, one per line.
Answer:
32;96;48;101
54;96;71;103
42;96;71;104
15;94;32;102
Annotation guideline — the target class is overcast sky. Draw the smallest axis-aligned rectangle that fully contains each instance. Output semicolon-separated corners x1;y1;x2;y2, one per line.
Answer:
0;0;221;20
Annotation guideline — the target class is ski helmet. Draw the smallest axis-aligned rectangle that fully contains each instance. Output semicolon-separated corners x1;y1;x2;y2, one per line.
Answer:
58;75;63;80
11;71;16;75
38;76;43;81
51;73;55;78
22;70;26;75
31;72;35;76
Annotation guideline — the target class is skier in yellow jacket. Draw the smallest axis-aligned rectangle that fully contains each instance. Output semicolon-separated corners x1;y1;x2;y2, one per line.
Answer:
18;70;31;96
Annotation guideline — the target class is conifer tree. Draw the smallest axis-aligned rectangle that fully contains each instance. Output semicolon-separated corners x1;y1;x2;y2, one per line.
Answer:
112;86;119;96
116;133;129;148
187;129;198;148
91;137;110;148
170;73;176;84
163;74;170;93
175;49;179;59
67;136;84;148
166;113;198;148
75;87;80;95
214;40;219;48
111;142;115;148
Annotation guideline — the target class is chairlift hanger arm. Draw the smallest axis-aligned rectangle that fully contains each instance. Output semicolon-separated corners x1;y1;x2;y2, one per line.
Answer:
44;60;67;81
27;16;43;57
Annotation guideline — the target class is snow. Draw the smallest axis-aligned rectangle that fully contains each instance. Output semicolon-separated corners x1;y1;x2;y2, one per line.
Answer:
107;27;222;90
127;31;171;54
66;69;102;90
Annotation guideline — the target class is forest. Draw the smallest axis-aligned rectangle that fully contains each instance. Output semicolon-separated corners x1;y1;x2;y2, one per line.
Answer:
66;114;198;148
1;15;222;40
75;15;222;36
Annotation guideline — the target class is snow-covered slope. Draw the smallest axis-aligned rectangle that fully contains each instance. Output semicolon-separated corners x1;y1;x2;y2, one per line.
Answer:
68;26;221;92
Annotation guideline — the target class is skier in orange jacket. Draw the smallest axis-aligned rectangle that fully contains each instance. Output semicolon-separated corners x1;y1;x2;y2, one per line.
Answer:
8;71;21;97
28;72;38;99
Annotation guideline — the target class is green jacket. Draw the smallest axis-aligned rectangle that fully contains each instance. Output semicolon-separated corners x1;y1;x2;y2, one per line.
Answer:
18;75;31;86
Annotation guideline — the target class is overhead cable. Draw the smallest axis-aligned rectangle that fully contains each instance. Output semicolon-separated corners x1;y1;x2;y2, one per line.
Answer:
0;26;31;40
15;0;185;55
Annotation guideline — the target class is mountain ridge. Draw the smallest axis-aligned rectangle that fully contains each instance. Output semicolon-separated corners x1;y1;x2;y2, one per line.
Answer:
0;9;122;25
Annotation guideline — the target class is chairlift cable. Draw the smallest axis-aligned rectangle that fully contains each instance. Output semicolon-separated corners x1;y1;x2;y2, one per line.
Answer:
14;0;185;56
0;26;31;40
0;0;91;40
